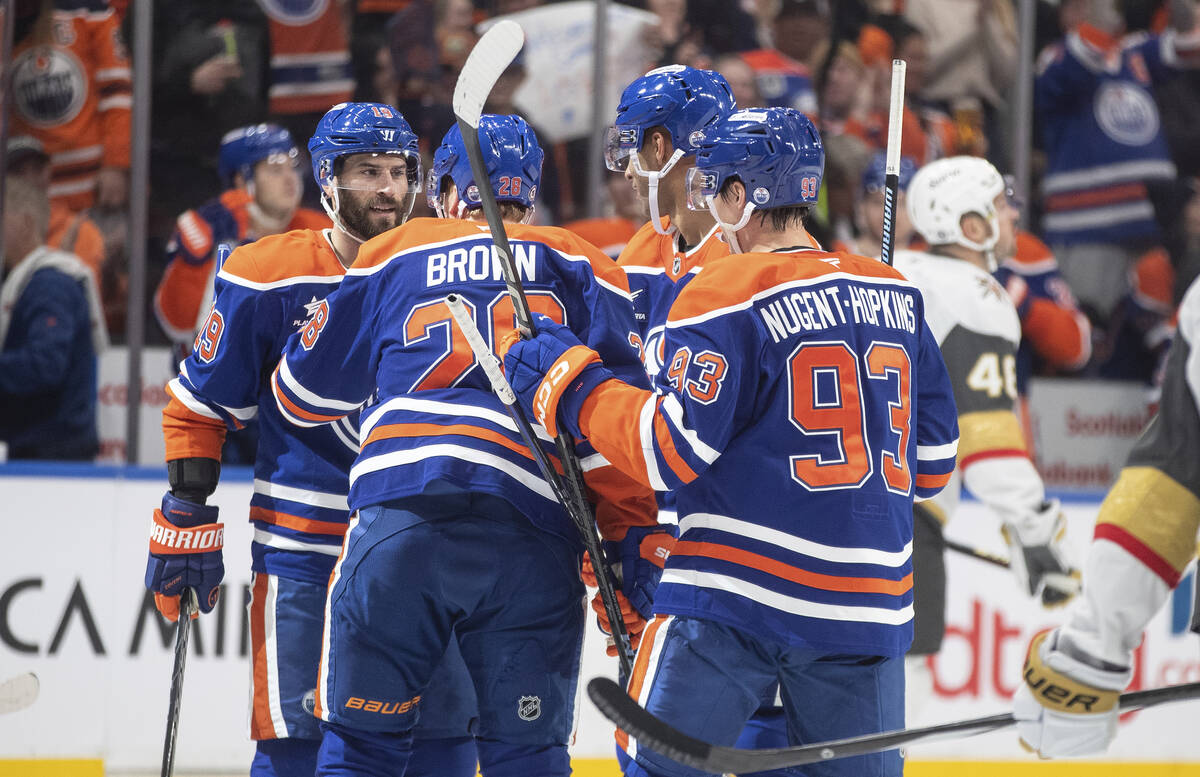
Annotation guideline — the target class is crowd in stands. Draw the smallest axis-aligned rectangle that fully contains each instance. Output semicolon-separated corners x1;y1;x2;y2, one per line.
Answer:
2;0;1200;459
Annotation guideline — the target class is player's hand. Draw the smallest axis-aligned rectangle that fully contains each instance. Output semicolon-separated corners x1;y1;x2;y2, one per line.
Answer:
1003;500;1081;608
144;493;224;622
1014;628;1131;758
591;590;647;657
500;313;614;438
603;525;678;619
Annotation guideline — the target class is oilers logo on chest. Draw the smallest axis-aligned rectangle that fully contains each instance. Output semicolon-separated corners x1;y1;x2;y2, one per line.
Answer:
258;0;329;25
12;47;86;128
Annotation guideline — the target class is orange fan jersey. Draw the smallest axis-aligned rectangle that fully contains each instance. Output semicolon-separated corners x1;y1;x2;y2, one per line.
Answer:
9;0;132;211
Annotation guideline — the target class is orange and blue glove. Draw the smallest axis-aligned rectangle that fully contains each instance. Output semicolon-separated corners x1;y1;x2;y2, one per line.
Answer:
582;526;678;656
144;493;224;622
500;314;615;438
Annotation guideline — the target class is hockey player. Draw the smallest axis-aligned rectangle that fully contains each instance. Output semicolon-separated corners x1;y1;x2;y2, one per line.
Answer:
270;114;663;777
501;107;960;777
893;157;1081;721
838;151;918;260
1014;275;1200;758
143;103;478;777
154;124;330;350
605;65;809;769
605;65;736;372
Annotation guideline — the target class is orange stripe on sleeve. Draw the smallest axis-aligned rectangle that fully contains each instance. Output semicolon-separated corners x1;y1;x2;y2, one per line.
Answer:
273;373;347;424
162;391;227;462
579;379;659;489
672;541;913;596
248;507;349;538
915;471;953;490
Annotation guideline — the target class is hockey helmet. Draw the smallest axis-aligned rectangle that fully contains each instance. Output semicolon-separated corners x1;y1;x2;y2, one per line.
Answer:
217;124;298;188
426;114;543;216
603;65;736;173
906;156;1005;253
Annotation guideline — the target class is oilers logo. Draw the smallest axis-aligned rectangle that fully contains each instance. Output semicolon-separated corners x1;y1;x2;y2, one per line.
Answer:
258;0;329;26
1094;82;1159;147
12;47;86;129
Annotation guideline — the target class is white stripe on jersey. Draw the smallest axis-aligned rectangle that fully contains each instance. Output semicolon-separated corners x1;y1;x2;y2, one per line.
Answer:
660;393;720;464
660;568;914;625
360;395;553;442
679;513;913;567
278;357;364;412
253;479;349;511
348;444;556;502
916;440;959;461
217;268;344;291
625;614;674;764
263;575;289;737
253;528;343;556
638;395;669;492
167;378;222;419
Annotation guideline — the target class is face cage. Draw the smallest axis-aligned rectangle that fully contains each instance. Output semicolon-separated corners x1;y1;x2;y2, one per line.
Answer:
603;126;642;172
685;166;721;211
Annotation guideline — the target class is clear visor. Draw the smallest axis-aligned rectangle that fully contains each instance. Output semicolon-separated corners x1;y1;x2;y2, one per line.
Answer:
335;151;422;195
262;149;301;170
685;166;719;211
603;126;641;172
425;168;441;211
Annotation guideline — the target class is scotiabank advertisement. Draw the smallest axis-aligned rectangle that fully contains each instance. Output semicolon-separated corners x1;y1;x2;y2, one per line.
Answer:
0;471;1197;773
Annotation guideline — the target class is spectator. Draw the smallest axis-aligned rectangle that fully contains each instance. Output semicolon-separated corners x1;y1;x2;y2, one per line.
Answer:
9;0;132;213
836;150;918;259
642;0;710;71
712;54;761;109
6;137;107;300
1035;0;1199;327
816;41;869;136
0;175;108;460
154;125;329;349
563;173;646;259
734;45;818;114
904;0;1018;166
772;0;831;74
148;0;270;236
893;22;961;161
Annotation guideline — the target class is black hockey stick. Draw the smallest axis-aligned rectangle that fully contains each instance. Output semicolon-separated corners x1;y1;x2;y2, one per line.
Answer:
944;538;1011;569
589;676;1200;773
879;59;906;267
450;20;635;679
0;672;39;715
160;587;198;777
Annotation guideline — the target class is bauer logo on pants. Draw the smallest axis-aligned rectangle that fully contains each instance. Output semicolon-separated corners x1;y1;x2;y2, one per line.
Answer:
518;695;541;721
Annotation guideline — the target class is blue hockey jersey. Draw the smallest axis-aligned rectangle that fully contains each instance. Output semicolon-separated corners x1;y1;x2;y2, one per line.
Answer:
1036;25;1184;246
272;217;657;545
162;229;359;585
573;246;960;657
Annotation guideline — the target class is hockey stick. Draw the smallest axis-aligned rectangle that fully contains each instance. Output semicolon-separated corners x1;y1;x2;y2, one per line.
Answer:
879;59;906;267
0;672;38;715
160;587;198;777
945;538;1011;569
450;21;636;680
589;676;1200;773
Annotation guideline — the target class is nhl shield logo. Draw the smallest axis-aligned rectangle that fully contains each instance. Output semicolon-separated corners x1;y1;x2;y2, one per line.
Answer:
517;695;542;721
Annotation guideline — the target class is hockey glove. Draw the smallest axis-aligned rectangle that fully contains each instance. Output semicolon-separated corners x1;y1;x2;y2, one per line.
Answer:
582;552;646;656
500;314;615;439
1014;628;1131;758
1002;500;1081;608
603;525;678;619
145;493;224;621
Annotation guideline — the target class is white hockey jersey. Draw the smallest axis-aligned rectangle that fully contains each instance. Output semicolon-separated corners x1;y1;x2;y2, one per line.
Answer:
892;249;1044;526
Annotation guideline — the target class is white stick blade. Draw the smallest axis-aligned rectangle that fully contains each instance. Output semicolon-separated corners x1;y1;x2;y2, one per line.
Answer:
0;672;39;715
453;20;525;128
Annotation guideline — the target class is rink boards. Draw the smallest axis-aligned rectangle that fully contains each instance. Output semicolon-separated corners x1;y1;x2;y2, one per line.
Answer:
0;466;1197;775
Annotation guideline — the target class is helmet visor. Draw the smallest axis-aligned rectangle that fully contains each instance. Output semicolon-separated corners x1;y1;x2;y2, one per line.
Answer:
335;151;423;196
603;126;641;172
685;166;720;212
425;168;441;212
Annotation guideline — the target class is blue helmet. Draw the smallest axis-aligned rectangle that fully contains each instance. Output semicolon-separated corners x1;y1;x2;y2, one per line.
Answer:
685;107;824;212
217;124;298;187
604;65;736;172
861;151;917;194
426;114;543;214
308;102;421;192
